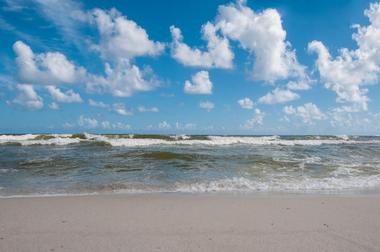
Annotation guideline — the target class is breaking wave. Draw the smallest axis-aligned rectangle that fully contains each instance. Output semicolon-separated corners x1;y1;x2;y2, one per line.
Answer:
173;175;380;193
0;133;379;146
2;133;380;196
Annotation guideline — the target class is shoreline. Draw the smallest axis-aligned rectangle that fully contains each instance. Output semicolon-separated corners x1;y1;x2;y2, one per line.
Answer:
2;188;380;199
1;193;380;251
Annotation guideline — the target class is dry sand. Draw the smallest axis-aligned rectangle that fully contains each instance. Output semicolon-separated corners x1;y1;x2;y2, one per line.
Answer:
0;194;380;251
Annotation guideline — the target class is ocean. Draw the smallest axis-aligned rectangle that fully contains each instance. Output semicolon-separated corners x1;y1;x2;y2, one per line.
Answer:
1;133;380;197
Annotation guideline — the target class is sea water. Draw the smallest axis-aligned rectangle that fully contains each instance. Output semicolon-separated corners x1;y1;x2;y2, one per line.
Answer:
1;133;380;196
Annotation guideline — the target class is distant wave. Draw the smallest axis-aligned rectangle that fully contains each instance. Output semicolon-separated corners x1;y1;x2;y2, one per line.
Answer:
0;133;379;146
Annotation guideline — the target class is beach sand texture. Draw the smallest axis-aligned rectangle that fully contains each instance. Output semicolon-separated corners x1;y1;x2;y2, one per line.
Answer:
0;194;380;252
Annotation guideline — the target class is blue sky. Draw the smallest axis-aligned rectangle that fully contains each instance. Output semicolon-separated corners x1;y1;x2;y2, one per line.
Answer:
1;0;380;134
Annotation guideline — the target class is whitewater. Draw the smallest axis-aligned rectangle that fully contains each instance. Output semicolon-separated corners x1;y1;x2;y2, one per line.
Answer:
1;134;380;196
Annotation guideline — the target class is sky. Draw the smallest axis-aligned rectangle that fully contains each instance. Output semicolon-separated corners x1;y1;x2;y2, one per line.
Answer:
1;0;380;135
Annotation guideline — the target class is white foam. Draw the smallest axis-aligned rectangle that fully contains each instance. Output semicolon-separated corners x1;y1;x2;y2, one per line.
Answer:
2;174;380;197
0;134;37;142
173;175;380;193
100;135;380;147
0;134;80;146
0;134;379;146
0;168;17;173
19;138;80;146
336;134;350;141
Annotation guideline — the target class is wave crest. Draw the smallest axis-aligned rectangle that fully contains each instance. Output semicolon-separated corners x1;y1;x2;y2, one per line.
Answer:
0;134;379;146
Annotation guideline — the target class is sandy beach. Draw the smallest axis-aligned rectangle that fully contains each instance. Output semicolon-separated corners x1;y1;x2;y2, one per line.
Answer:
0;194;379;252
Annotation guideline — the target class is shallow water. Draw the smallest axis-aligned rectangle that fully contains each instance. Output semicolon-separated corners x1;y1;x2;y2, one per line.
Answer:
1;134;380;196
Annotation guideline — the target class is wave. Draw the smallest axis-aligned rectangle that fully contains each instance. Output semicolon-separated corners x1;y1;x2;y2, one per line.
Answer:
0;134;80;146
1;171;380;197
173;175;380;193
113;151;200;161
0;133;379;147
6;175;379;197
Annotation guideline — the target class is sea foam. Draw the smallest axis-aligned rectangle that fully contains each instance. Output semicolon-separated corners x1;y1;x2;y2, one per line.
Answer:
0;134;377;146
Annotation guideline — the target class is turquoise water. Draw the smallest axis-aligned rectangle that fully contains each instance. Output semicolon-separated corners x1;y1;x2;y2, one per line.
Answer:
1;134;380;196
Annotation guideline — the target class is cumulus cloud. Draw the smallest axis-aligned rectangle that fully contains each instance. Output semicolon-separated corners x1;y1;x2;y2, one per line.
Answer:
88;99;108;108
283;103;326;124
77;115;131;130
238;97;254;109
15;4;164;98
49;102;59;110
199;101;215;112
78;115;98;128
100;121;131;130
91;8;164;61
170;23;233;68
175;122;197;130
258;88;299;104
88;99;132;116
308;2;380;111
86;60;157;97
9;84;43;110
85;7;165;97
158;121;171;129
184;71;212;95
26;5;164;98
138;106;159;112
13;41;85;86
241;108;265;129
112;103;132;116
215;1;307;83
46;86;82;103
286;80;311;90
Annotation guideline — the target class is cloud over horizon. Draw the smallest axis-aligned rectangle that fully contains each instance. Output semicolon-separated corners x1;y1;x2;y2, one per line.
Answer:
1;0;380;134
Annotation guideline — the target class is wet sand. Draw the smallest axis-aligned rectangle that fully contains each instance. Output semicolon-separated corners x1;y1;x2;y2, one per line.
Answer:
0;194;379;251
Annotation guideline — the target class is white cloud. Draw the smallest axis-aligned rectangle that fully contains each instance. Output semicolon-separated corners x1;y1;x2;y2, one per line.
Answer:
101;121;131;130
77;115;131;130
86;61;157;97
88;99;109;108
258;88;299;104
215;1;307;82
13;41;85;86
91;8;164;61
283;103;326;124
15;5;163;99
308;2;380;111
49;102;59;110
328;110;354;128
33;0;88;47
46;86;82;103
88;99;133;116
78;115;98;128
69;2;169;97
112;103;132;116
158;121;171;129
138;106;159;112
184;71;212;95
238;97;254;109
170;23;233;68
175;122;197;130
85;7;164;97
286;80;311;90
241;108;265;129
199;100;215;112
9;84;43;110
